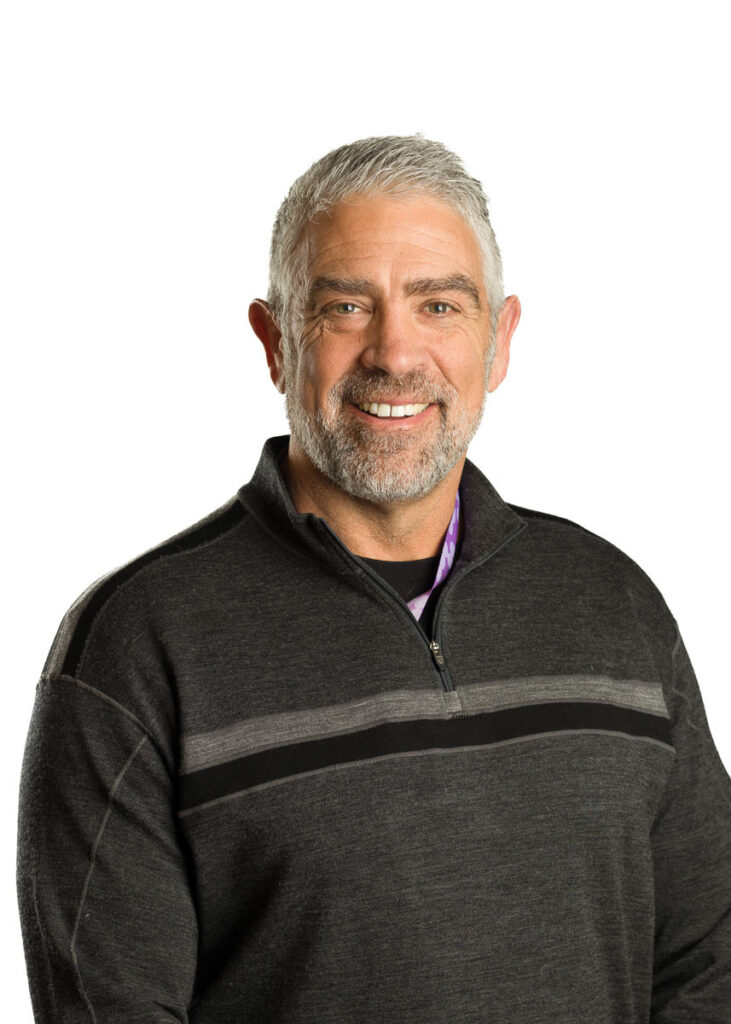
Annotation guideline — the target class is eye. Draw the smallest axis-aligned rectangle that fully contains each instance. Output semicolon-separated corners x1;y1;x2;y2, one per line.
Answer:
332;302;360;314
426;301;453;314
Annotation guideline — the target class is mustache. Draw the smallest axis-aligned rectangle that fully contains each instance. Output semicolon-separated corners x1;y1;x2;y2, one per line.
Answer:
332;369;454;406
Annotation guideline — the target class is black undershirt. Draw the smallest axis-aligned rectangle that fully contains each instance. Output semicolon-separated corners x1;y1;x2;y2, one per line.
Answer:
361;553;443;637
361;554;440;602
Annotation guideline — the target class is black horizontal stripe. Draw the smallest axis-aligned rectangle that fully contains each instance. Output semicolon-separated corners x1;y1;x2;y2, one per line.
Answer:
177;701;674;812
61;500;246;677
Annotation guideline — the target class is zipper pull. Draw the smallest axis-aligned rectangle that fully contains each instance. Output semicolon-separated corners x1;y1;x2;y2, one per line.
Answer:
429;640;447;670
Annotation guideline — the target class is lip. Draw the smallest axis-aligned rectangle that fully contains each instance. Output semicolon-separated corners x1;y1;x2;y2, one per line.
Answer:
348;402;437;427
350;397;431;407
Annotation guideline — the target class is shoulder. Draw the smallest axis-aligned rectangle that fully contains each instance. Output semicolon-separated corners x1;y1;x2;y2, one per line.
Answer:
508;501;617;544
42;494;254;719
508;501;647;571
505;501;677;642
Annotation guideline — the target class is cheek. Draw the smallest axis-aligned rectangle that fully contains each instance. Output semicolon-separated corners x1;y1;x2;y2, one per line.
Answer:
296;351;343;415
437;345;489;401
306;340;359;395
295;348;325;401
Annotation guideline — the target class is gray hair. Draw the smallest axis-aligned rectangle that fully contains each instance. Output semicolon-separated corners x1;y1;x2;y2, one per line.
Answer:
267;134;505;345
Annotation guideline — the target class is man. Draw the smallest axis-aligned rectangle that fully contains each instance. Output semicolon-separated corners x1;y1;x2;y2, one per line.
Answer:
17;136;731;1023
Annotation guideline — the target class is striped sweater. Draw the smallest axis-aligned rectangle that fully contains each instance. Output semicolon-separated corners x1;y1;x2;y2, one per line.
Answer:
17;435;731;1022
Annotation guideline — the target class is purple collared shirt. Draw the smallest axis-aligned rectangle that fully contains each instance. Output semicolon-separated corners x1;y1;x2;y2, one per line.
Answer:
407;490;461;620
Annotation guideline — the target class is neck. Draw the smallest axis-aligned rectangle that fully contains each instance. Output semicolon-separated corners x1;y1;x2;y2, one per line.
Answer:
282;439;464;561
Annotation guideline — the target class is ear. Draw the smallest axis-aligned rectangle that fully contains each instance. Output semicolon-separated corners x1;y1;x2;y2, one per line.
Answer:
248;299;287;393
487;294;521;393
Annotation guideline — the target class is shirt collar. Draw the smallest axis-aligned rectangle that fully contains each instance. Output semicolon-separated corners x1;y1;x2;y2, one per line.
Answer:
407;489;461;620
238;435;526;573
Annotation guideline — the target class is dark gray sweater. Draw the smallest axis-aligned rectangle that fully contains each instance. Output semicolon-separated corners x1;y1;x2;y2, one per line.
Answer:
17;435;731;1022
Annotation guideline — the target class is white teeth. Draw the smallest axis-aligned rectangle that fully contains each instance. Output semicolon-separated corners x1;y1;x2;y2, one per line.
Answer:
356;401;430;418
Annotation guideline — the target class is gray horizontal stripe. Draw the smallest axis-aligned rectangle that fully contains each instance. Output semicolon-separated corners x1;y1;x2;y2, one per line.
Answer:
460;675;668;718
178;727;674;816
180;675;668;775
181;688;450;774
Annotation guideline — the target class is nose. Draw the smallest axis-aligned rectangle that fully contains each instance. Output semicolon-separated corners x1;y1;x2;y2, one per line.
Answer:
359;304;428;378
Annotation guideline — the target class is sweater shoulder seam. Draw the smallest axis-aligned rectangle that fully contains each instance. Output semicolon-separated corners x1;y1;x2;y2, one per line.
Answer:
43;673;159;746
48;497;247;680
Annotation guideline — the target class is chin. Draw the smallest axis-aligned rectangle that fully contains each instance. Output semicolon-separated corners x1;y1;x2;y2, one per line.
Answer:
324;443;464;504
288;401;477;503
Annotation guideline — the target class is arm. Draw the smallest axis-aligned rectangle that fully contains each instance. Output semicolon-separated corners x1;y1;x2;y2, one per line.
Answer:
17;674;198;1023
651;630;731;1021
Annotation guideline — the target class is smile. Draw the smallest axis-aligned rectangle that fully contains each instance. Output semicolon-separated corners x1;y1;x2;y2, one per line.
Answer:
352;401;431;419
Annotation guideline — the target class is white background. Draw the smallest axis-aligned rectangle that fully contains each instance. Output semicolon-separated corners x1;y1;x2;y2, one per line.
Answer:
2;1;729;1018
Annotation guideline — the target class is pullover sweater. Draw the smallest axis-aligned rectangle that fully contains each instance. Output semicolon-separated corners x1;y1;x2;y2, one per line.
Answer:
17;435;731;1023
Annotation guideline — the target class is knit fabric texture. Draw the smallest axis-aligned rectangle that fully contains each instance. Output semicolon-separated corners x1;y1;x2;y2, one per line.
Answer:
17;435;731;1023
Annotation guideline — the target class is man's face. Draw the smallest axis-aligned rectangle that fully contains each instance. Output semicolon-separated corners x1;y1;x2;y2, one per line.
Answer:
281;193;501;503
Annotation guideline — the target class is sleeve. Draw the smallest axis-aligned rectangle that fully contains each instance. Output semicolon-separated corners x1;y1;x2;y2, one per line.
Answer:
650;630;731;1021
17;674;199;1023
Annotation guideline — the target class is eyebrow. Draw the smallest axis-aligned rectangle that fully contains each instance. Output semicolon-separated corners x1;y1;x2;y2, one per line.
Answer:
308;273;482;310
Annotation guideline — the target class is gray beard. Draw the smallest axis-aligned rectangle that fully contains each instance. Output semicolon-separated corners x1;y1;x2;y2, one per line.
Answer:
283;365;490;504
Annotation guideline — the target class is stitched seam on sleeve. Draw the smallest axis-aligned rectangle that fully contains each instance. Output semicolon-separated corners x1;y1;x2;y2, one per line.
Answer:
670;630;731;814
670;630;706;740
46;674;154;740
45;674;176;779
69;733;150;1023
31;872;61;1021
671;622;682;661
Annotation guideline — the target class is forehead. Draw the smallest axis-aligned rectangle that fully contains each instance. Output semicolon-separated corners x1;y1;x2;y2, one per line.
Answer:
307;193;484;282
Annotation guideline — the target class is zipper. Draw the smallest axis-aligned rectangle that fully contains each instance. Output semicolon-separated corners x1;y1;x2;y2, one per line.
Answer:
317;519;458;690
429;639;447;671
427;519;527;676
316;517;527;694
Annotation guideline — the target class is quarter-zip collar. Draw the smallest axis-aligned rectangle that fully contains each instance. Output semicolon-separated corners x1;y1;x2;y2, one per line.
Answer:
237;435;526;574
